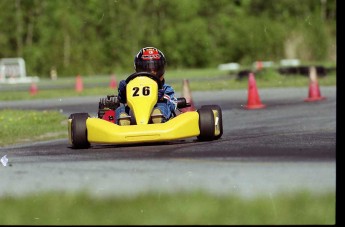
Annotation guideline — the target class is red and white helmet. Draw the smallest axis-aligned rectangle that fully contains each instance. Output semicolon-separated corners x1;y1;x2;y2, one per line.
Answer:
134;47;166;78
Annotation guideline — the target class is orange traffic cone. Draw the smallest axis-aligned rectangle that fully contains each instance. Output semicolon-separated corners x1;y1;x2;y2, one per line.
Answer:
244;72;266;109
304;66;326;102
181;79;196;112
75;74;83;92
109;74;117;89
29;82;38;95
256;61;263;71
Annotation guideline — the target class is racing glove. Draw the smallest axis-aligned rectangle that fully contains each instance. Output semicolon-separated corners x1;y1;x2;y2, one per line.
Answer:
158;89;165;101
118;80;127;103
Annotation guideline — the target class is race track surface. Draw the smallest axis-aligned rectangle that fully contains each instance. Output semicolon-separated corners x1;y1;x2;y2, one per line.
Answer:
0;86;336;198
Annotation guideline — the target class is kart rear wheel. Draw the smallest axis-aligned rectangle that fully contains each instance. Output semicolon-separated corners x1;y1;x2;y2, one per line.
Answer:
69;113;90;149
197;108;215;141
200;105;223;140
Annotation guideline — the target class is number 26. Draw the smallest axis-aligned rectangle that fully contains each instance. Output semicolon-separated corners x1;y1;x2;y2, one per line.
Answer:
132;86;150;96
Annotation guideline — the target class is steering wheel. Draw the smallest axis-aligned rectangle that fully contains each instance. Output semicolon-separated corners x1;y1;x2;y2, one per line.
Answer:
125;72;163;89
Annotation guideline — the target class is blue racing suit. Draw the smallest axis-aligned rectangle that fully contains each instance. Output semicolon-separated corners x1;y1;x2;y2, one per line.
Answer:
115;80;177;124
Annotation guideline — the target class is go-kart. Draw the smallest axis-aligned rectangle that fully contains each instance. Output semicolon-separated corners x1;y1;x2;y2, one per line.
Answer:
68;72;223;148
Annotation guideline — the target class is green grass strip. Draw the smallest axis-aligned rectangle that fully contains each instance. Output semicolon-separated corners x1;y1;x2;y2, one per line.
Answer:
0;68;336;101
0;190;335;225
0;109;67;146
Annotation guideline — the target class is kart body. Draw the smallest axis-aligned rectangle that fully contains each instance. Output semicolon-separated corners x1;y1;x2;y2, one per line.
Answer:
68;72;223;148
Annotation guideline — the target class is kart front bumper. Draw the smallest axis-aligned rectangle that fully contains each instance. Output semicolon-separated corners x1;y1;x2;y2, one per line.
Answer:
85;111;200;144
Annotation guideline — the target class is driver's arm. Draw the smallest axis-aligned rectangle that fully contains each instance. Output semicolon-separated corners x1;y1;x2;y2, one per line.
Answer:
161;85;178;111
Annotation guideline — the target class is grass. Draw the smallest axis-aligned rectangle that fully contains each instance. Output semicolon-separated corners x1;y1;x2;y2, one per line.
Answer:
0;190;335;225
0;109;67;147
0;68;336;101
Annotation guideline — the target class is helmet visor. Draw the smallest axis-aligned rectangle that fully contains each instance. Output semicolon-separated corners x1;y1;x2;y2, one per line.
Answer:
143;60;160;72
137;60;164;76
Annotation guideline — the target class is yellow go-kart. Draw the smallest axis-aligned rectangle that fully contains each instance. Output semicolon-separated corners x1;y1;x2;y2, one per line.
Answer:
68;72;223;149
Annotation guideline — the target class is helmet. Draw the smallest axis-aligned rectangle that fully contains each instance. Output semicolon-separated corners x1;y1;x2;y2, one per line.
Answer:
134;47;166;78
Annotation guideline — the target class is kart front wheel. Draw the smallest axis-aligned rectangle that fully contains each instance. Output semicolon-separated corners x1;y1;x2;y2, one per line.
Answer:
69;113;90;149
197;108;215;141
200;105;223;140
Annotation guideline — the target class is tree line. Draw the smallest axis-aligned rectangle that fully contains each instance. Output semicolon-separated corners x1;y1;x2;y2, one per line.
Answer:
0;0;336;77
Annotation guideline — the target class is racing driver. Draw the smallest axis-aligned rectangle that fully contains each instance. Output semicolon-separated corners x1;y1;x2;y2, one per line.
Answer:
115;47;178;125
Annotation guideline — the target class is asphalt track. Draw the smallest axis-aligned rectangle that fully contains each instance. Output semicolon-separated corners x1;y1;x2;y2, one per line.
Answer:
0;86;336;198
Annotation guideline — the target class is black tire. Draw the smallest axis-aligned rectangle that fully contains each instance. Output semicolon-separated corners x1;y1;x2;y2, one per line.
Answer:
197;108;215;141
69;113;90;149
200;105;223;140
